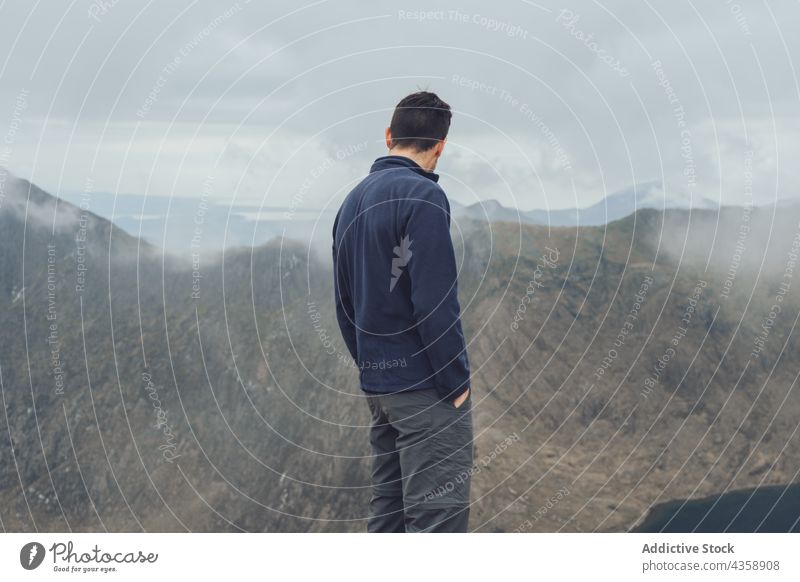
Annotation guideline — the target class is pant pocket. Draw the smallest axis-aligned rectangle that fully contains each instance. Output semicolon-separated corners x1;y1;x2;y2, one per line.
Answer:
424;403;473;506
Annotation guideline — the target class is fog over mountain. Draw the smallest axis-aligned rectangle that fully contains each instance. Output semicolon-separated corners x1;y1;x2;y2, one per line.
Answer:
451;180;719;227
53;178;724;256
2;169;800;532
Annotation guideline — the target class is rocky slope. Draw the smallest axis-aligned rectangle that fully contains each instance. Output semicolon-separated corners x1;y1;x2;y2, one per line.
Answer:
1;169;799;531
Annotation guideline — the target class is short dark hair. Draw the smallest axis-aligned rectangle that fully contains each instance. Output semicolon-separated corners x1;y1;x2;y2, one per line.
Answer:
389;91;451;152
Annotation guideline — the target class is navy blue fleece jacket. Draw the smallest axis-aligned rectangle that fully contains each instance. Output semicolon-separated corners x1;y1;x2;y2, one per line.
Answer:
332;155;471;401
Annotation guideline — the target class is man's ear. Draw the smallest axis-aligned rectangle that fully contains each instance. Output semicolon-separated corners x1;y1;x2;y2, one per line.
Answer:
385;127;393;150
434;138;446;158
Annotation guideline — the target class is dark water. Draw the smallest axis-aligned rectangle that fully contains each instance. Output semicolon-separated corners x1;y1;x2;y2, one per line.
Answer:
634;483;800;532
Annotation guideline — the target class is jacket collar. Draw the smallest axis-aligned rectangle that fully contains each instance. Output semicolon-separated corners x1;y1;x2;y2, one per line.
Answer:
369;155;440;183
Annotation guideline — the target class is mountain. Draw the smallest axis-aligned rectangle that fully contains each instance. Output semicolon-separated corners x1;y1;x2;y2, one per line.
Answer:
2;168;800;532
49;179;719;255
539;180;718;226
451;180;719;227
450;198;527;224
56;188;335;255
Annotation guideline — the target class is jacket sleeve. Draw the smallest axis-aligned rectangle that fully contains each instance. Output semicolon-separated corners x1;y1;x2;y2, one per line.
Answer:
404;186;471;400
332;213;359;362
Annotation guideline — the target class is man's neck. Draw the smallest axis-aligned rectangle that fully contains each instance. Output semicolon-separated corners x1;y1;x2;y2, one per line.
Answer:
388;148;436;172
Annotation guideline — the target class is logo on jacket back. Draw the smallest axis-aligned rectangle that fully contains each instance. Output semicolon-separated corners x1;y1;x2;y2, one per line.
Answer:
20;542;46;570
389;235;413;292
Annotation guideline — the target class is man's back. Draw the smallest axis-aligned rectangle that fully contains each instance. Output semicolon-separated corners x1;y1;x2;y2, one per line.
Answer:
332;154;470;400
334;91;473;533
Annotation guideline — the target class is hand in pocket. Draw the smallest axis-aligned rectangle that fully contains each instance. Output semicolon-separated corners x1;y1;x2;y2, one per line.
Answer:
453;388;470;409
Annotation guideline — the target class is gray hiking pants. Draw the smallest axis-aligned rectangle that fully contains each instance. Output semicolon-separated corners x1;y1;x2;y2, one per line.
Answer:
365;387;473;532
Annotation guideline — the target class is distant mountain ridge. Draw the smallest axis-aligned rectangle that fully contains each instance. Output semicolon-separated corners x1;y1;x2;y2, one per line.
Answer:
43;178;727;254
450;180;719;227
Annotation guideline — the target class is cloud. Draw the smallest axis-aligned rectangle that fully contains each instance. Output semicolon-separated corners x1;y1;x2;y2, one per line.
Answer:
0;1;798;211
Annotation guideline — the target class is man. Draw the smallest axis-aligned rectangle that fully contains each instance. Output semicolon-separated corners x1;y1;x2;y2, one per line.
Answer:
332;91;473;533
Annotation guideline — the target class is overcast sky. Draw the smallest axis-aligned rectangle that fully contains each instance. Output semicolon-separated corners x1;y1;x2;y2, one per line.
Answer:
0;0;798;212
